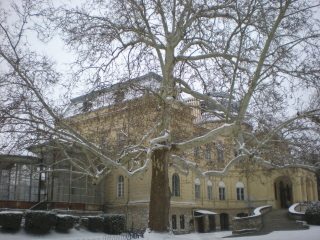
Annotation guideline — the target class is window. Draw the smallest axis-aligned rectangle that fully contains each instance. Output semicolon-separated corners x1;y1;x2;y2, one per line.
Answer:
236;182;245;200
114;90;124;102
194;147;200;159
180;215;185;229
219;181;225;200
216;142;224;162
195;178;201;199
82;101;92;112
172;215;177;230
117;175;124;197
172;174;180;197
207;180;213;200
205;144;212;161
117;131;127;148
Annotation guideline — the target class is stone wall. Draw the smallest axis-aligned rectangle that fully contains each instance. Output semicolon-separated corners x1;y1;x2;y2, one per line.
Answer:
232;205;271;234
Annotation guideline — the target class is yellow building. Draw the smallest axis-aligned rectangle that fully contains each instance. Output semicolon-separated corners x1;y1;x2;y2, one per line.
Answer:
61;73;318;232
1;73;317;233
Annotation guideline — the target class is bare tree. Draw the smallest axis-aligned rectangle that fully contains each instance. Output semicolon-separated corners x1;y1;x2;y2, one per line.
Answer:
1;0;320;232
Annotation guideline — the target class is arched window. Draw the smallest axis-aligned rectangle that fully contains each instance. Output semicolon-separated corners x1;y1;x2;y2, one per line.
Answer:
172;174;180;197
194;147;200;159
236;182;245;200
207;180;213;200
216;142;224;162
205;144;212;161
219;181;226;200
195;178;201;199
117;175;124;197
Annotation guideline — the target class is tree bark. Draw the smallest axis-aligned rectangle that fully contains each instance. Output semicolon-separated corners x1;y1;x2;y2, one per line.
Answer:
148;147;170;232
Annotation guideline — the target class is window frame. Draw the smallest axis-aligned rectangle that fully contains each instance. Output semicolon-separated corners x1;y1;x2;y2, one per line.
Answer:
205;144;212;161
218;181;226;200
180;215;185;229
172;214;177;230
117;175;124;198
207;180;213;200
172;173;180;197
236;182;245;201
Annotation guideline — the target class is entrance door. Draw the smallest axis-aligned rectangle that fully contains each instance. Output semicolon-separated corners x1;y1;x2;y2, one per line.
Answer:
274;176;292;209
209;215;216;231
220;213;229;230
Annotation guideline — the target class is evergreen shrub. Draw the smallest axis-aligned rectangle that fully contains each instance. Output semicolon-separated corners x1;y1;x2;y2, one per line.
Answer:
103;214;125;234
0;211;23;231
25;211;57;234
87;216;104;232
56;215;79;232
305;201;320;225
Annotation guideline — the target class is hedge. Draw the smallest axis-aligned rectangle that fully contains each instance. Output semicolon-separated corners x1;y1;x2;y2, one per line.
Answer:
0;211;23;231
56;215;79;232
102;214;125;234
305;201;320;225
87;216;104;232
25;211;57;234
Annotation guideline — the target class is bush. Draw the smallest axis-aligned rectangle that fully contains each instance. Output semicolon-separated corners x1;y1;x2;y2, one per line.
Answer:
0;211;23;231
87;216;104;232
25;211;57;234
102;214;125;234
56;215;78;232
305;201;320;225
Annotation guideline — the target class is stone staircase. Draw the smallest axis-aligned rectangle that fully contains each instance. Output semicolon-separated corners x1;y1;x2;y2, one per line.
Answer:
260;209;308;234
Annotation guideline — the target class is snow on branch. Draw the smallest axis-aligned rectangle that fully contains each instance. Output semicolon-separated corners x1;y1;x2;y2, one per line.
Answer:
176;77;228;114
150;129;170;148
173;123;236;151
203;154;245;176
171;153;246;177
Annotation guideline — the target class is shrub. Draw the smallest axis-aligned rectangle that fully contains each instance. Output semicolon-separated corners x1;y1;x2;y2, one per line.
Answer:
56;215;78;232
25;211;57;234
305;201;320;225
0;211;23;231
79;217;89;229
87;216;104;232
102;214;125;234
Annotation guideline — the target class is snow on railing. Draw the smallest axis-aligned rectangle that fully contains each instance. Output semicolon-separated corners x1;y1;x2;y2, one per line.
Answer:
289;203;304;215
234;205;272;219
232;205;272;234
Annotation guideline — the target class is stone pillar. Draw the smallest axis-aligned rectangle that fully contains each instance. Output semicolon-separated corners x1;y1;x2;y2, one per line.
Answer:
293;177;303;202
301;177;307;201
312;180;318;201
306;178;311;201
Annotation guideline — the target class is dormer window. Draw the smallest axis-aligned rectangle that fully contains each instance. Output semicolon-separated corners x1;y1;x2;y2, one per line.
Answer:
216;142;224;162
114;90;124;103
82;101;93;112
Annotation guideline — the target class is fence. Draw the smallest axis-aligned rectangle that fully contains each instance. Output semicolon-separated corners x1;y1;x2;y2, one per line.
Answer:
55;232;144;240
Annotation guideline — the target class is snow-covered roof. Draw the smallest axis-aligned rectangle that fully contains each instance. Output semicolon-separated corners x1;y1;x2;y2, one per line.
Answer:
63;72;162;117
194;209;218;215
0;154;41;169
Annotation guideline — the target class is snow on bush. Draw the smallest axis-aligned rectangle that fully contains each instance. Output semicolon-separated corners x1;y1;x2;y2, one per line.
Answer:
56;215;79;232
0;211;23;231
87;216;104;232
102;214;125;234
305;202;320;225
25;210;57;234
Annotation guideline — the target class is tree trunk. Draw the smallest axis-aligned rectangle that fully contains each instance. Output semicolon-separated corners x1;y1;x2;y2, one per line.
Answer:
148;147;170;232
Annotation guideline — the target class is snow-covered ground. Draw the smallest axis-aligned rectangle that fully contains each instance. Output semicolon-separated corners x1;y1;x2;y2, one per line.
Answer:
0;226;320;240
